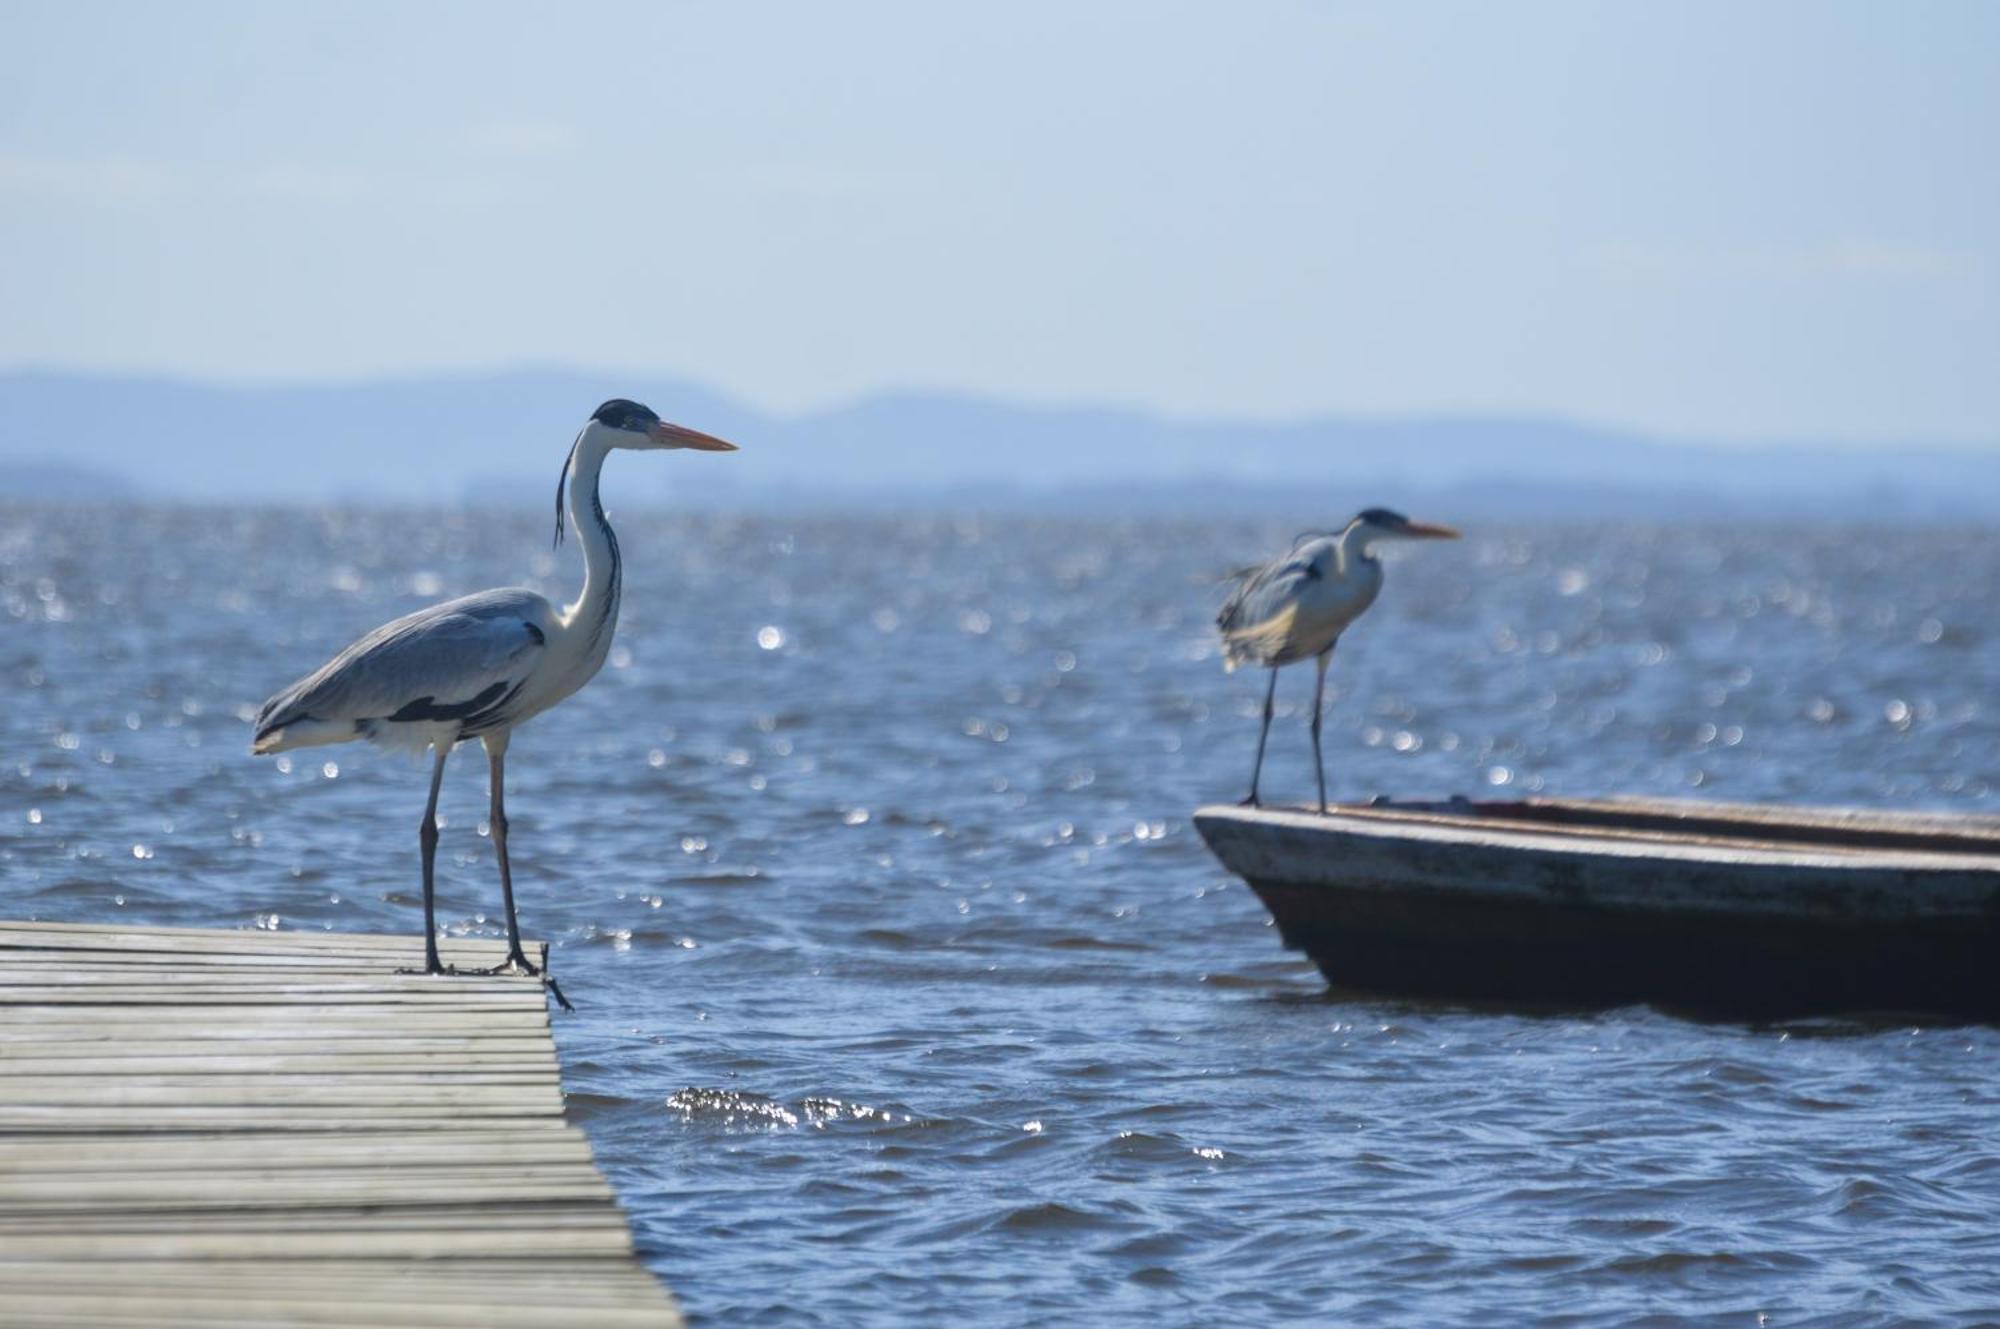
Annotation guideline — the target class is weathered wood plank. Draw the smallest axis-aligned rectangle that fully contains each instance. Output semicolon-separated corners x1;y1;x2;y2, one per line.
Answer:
1;1073;561;1095
0;1162;611;1190
0;1295;677;1329
0;1037;558;1058
0;1107;566;1132
0;920;519;948
0;1016;553;1038
0;920;680;1327
0;1080;567;1106
0;933;518;962
0;1131;589;1168
0;1203;633;1234
0;964;548;984
0;1269;672;1297
0;1264;664;1288
0;1228;637;1258
0;1175;619;1210
0;1055;560;1076
0;958;528;976
0;986;542;1005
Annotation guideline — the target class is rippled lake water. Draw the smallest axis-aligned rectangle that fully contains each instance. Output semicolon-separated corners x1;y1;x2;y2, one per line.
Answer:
4;502;1999;1326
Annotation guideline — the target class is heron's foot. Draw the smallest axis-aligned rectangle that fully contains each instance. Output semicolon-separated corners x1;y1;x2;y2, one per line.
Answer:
460;953;541;978
1239;793;1262;808
454;956;544;976
396;960;460;977
543;973;576;1013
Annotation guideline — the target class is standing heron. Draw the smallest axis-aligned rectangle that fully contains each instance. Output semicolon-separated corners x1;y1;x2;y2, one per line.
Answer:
1217;508;1459;812
252;399;737;977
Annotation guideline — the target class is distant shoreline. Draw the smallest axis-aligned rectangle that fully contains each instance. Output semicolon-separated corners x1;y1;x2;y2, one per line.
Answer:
5;368;1998;517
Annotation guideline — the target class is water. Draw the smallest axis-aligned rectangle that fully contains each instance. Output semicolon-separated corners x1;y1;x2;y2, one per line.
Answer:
4;503;2000;1326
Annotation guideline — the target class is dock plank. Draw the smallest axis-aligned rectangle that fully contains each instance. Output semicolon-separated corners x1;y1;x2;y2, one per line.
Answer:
0;920;681;1327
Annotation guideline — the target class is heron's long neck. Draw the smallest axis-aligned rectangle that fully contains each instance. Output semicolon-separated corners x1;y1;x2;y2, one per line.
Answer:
1335;524;1373;575
562;437;622;652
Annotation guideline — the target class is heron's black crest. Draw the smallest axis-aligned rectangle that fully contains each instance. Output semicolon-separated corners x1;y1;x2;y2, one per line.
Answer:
554;431;580;548
591;399;660;432
1355;507;1408;527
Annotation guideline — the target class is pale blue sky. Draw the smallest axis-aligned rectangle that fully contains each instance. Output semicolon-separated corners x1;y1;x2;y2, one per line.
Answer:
1;1;1994;443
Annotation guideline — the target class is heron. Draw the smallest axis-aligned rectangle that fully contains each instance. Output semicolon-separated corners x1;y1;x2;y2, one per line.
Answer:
1217;507;1459;812
252;399;737;978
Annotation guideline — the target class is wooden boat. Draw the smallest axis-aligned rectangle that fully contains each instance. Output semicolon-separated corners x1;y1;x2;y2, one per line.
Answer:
1194;797;2000;1016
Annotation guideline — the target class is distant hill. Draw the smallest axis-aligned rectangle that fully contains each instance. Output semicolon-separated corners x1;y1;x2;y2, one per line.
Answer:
2;369;1997;517
3;458;143;501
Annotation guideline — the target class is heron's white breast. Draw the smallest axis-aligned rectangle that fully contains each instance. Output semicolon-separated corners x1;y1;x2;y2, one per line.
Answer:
1291;559;1382;650
504;623;613;729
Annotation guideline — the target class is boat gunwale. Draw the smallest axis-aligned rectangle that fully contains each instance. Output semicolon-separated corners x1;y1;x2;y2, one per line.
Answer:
1192;800;2000;876
1546;794;2000;836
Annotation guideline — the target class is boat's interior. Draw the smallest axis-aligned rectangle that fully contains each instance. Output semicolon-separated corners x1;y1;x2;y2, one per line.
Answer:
1337;796;2000;858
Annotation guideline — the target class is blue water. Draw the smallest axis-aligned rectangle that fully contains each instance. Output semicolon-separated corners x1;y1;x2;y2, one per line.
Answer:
4;503;1999;1325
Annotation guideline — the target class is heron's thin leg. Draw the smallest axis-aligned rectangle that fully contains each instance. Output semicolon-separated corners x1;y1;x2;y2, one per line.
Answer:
1311;650;1331;815
1243;667;1279;807
487;736;538;976
417;745;449;976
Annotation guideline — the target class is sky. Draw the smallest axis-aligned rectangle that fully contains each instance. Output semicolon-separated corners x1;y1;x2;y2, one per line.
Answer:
1;1;1995;445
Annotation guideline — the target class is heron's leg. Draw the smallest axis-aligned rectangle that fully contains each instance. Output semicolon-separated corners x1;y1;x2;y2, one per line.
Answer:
1242;667;1279;807
486;734;539;976
1311;649;1331;815
417;745;449;976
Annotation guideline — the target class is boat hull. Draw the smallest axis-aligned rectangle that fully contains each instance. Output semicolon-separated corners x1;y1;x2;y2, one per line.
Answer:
1195;800;2000;1017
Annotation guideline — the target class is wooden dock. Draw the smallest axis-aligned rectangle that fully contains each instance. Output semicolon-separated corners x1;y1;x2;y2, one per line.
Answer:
0;920;682;1328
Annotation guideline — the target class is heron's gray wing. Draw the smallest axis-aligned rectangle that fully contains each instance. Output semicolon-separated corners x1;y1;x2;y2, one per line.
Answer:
1218;556;1315;635
1216;542;1329;666
256;589;552;737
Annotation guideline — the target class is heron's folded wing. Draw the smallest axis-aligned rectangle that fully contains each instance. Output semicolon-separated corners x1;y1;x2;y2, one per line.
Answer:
257;596;549;734
1215;555;1321;667
1217;557;1314;636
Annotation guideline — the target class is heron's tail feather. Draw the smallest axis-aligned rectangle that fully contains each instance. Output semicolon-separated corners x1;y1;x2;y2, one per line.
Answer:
1220;602;1299;670
1217;563;1264;587
251;718;354;755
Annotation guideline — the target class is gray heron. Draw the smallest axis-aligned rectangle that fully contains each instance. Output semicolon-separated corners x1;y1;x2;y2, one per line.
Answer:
253;399;737;977
1218;507;1460;812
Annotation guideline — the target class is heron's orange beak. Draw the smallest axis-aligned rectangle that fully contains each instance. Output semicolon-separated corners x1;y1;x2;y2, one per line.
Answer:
1403;521;1461;539
650;421;738;451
